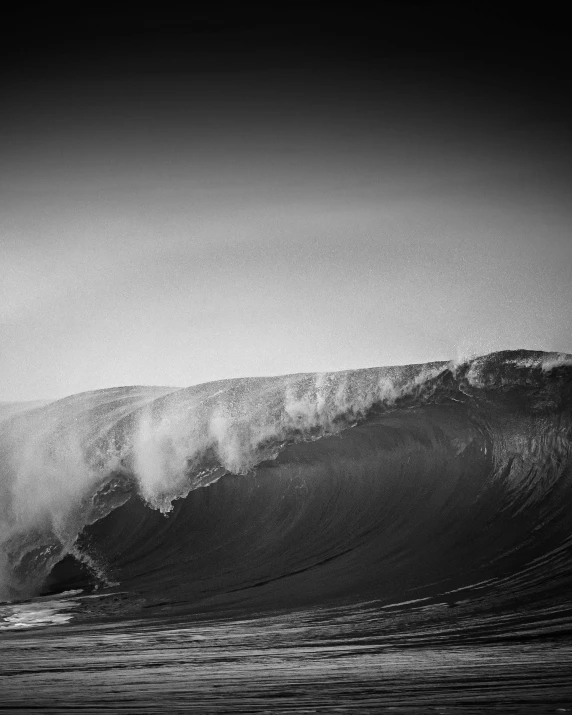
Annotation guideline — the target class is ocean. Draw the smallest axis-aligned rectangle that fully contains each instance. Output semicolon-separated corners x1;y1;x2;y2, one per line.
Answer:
1;349;571;712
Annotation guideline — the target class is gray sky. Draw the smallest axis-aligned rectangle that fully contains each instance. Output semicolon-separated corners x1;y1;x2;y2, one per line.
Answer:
1;18;571;401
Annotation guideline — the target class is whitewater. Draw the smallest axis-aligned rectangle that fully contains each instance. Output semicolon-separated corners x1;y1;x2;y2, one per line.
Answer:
1;349;571;712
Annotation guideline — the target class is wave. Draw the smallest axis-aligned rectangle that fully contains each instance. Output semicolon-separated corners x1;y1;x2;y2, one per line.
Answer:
1;349;571;619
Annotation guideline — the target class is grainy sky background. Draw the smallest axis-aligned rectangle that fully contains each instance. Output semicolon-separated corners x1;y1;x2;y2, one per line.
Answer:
1;6;571;401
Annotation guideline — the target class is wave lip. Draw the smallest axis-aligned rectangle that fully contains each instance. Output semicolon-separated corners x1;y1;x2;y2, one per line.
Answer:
0;349;571;619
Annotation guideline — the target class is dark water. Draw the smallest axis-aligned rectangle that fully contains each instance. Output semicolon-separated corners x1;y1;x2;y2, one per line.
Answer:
1;350;571;712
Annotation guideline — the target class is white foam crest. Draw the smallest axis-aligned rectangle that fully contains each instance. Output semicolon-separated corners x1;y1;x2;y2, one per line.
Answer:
0;388;168;599
540;353;572;372
128;367;442;513
11;423;99;528
133;407;185;507
0;418;98;599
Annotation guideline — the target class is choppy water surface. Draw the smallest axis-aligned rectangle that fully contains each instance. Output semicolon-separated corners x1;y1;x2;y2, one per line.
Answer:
2;596;572;713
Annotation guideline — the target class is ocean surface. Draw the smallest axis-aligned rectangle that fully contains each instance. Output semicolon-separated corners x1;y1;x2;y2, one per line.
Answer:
1;349;571;713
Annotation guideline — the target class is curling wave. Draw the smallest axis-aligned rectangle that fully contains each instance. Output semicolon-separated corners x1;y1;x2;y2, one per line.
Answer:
1;349;571;618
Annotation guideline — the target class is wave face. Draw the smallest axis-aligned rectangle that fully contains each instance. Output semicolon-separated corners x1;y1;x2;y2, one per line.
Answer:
1;349;571;621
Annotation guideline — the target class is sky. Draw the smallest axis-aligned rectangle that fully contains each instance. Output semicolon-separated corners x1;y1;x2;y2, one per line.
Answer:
1;7;571;401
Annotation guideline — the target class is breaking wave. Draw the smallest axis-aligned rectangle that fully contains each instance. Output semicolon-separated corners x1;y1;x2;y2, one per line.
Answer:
1;349;571;618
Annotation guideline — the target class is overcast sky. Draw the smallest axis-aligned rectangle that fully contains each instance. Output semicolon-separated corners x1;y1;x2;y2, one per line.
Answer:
1;9;571;401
